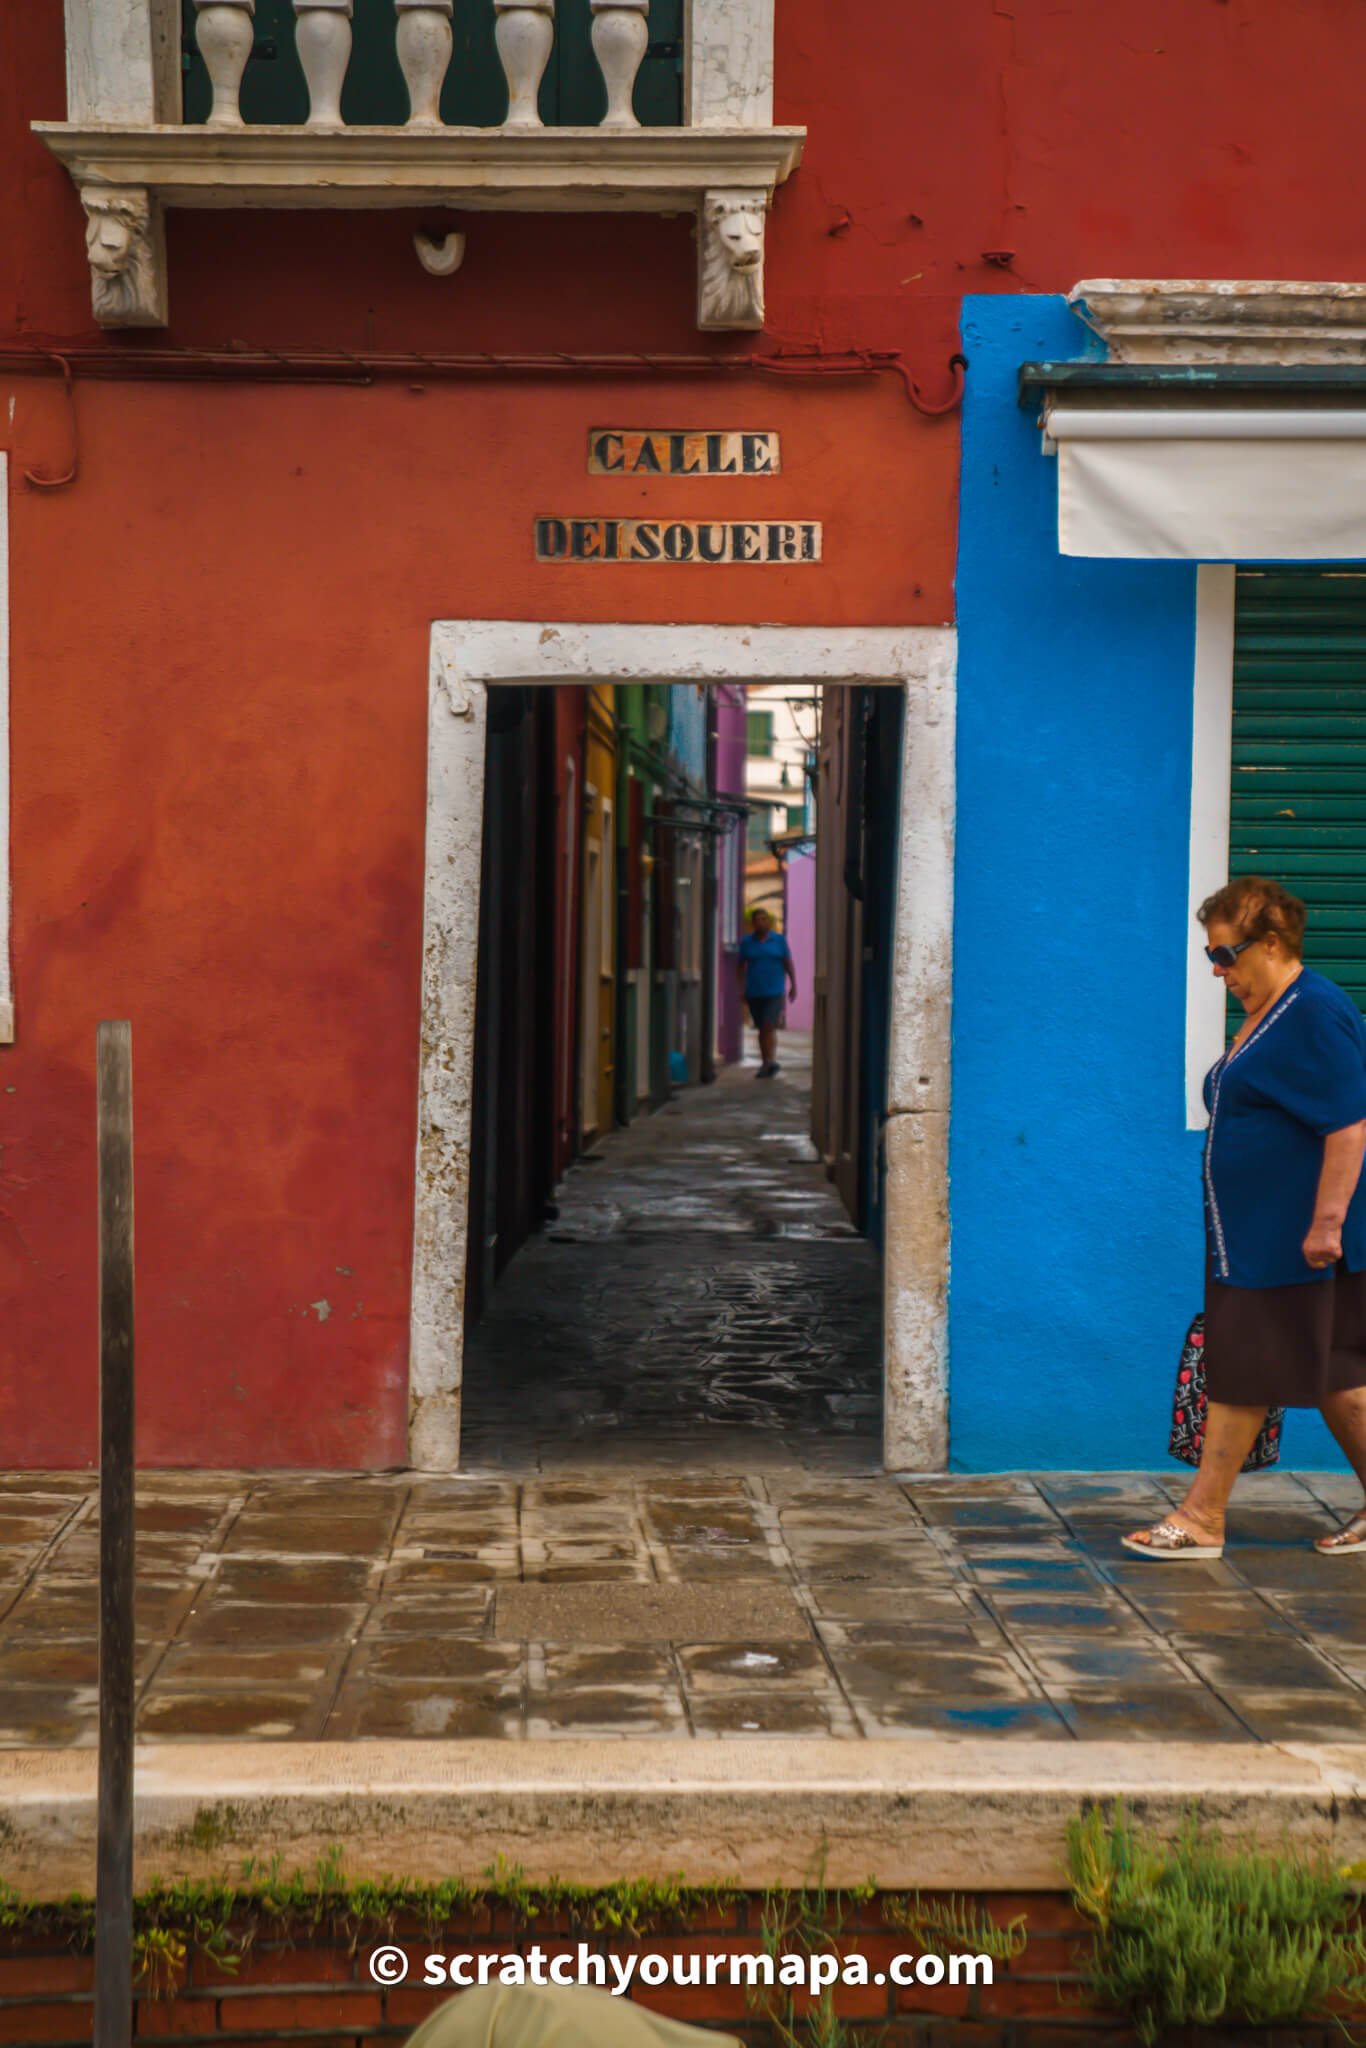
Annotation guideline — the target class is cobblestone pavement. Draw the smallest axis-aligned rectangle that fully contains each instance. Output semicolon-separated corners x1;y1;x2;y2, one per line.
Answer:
461;1036;883;1469
2;1466;1365;1746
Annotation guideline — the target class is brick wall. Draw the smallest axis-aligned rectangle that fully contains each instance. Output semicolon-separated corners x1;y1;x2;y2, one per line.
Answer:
0;1893;1347;2047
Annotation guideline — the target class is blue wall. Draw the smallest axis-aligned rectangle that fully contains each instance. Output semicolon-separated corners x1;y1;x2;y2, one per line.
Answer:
951;295;1344;1470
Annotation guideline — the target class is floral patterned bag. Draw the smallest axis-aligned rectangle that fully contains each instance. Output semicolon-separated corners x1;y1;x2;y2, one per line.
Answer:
1168;1313;1285;1471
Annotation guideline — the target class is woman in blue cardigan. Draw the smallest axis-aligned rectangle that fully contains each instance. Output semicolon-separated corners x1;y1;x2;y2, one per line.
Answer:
1126;876;1366;1561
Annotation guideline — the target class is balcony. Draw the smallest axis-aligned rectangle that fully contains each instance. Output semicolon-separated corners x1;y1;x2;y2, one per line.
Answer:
36;0;804;330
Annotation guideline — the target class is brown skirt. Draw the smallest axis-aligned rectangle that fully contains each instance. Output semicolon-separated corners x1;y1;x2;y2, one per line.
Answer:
1204;1258;1366;1409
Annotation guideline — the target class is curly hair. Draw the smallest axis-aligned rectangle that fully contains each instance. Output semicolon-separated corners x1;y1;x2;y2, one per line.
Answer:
1197;875;1307;957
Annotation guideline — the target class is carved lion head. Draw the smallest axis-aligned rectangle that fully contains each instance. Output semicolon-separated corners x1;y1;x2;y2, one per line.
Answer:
83;191;149;278
80;189;164;328
706;193;764;272
699;191;767;331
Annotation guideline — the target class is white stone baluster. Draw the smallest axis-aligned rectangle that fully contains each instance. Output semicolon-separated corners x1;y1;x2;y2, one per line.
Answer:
590;0;648;129
293;0;354;126
194;0;255;128
395;1;454;125
493;0;554;129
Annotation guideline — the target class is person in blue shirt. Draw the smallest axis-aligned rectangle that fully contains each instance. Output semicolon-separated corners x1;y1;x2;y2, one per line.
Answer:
736;906;797;1079
1126;876;1366;1562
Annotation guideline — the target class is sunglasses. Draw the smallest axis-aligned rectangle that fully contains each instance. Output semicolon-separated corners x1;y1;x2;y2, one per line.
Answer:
1204;937;1259;969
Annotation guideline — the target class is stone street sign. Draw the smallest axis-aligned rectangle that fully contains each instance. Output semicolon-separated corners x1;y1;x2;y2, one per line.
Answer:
535;518;821;564
588;429;780;475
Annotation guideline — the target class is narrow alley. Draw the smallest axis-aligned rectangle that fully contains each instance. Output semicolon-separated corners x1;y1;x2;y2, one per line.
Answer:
460;1037;884;1471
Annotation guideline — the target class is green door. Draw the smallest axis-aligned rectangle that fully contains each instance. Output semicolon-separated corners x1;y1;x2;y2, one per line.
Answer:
181;0;681;127
1230;567;1366;1027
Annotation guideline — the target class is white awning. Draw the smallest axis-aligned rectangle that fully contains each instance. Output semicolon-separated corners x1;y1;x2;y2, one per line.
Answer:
1044;402;1366;560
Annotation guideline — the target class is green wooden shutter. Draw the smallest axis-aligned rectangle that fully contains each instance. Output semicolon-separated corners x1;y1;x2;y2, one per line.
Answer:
745;711;774;756
181;0;681;128
1230;567;1366;1027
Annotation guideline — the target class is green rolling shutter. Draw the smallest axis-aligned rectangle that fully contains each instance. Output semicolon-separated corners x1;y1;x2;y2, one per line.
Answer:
181;0;682;128
1231;567;1366;1028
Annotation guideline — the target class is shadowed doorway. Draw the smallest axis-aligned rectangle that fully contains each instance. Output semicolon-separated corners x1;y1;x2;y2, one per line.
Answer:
457;679;898;1470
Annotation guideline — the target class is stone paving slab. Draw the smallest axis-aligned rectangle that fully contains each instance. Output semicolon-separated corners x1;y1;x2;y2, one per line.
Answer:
495;1582;810;1642
1;1466;1364;1748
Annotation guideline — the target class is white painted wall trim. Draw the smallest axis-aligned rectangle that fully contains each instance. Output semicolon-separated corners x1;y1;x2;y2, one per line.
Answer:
0;456;11;1045
1186;564;1236;1127
412;621;957;1473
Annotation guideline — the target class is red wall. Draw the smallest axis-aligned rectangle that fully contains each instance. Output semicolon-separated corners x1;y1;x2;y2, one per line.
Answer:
3;0;1366;1463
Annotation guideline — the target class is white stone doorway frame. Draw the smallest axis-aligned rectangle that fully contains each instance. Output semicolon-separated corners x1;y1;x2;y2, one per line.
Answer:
411;621;957;1473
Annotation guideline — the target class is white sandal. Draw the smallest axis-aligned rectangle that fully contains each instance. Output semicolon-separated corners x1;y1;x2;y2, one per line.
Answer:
1120;1517;1224;1561
1314;1510;1366;1558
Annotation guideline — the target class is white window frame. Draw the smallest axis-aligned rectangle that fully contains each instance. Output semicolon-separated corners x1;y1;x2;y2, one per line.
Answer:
1186;564;1237;1128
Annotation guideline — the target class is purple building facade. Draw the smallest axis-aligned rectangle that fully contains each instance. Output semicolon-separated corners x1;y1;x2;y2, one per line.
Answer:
782;846;816;1034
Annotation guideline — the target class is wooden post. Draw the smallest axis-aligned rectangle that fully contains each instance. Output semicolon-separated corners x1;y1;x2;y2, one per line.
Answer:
95;1021;134;2048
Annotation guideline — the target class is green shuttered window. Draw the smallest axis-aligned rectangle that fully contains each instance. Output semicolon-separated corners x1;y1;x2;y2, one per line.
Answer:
1231;567;1366;1029
181;0;682;128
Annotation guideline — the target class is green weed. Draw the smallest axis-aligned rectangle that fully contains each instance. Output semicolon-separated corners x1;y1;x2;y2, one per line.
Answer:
885;1890;1026;1965
1068;1803;1366;2045
750;1860;878;2048
0;1854;738;1996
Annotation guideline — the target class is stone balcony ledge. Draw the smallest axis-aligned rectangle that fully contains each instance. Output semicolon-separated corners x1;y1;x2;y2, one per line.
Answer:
35;120;805;210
